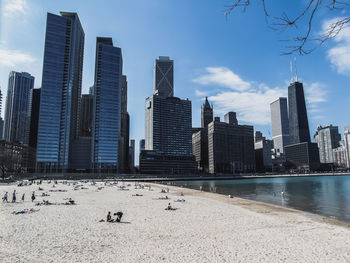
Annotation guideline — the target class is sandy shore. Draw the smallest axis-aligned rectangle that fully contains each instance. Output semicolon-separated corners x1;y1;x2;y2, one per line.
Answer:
1;180;350;263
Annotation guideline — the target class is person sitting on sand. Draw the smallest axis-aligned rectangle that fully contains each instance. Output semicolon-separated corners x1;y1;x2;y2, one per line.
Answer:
21;193;25;202
114;211;123;222
107;211;112;222
31;192;35;202
167;203;172;210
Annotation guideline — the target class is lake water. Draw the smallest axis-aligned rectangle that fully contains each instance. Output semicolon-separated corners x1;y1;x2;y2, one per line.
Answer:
171;175;350;222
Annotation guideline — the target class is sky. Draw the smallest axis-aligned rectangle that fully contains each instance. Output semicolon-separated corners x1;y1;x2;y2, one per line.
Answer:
0;0;349;164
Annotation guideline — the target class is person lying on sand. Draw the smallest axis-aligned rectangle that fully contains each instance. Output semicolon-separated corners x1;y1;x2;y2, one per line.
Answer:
64;198;76;205
12;208;40;215
174;199;185;202
132;194;143;197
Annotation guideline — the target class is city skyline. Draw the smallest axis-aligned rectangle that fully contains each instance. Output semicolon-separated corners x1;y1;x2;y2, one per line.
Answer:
1;0;350;161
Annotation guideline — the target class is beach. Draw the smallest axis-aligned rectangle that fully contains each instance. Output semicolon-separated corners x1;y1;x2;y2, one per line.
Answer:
1;180;350;263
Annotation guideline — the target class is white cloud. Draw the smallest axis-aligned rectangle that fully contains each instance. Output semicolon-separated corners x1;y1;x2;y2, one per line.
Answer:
0;48;36;67
193;67;251;91
193;67;327;125
323;17;350;75
2;0;27;17
194;89;208;97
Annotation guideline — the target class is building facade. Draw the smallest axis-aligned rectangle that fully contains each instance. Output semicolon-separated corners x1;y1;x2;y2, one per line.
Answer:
154;56;173;98
91;37;122;172
3;71;34;144
36;12;84;172
344;126;350;168
0;88;3;139
208;116;255;174
314;125;341;164
201;96;213;128
284;142;320;171
270;97;290;154
254;131;273;172
120;75;130;173
288;81;311;144
79;94;93;137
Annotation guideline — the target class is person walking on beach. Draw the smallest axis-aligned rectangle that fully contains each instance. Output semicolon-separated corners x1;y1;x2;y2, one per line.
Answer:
31;192;35;202
12;190;16;203
21;193;25;202
2;192;8;202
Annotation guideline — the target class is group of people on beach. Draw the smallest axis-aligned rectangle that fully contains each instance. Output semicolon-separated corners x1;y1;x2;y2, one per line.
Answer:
3;190;36;203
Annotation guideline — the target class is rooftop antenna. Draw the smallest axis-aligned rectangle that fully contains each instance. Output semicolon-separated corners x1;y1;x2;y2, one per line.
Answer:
289;60;293;83
294;57;298;82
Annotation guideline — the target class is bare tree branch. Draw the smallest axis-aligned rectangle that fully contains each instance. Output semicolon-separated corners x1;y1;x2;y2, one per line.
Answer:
225;0;350;55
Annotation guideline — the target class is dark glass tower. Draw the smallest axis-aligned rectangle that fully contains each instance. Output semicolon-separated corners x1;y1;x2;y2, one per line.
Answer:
154;56;174;98
4;71;34;144
120;75;130;173
79;94;93;137
288;81;310;145
201;96;213;128
26;88;41;148
92;37;122;172
0;88;3;139
36;12;85;172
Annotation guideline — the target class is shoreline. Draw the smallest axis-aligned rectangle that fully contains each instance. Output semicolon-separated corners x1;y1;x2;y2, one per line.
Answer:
2;180;350;262
152;182;350;229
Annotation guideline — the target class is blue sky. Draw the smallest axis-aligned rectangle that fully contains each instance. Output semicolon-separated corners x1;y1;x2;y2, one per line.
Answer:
0;0;349;163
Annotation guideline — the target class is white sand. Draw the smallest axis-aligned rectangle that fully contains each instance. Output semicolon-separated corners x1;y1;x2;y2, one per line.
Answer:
1;180;350;263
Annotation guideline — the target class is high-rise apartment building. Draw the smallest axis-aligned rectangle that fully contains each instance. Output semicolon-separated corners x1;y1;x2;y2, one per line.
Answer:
201;96;213;128
270;97;290;154
154;56;173;98
208;115;255;174
314;125;341;164
344;126;350;168
36;12;84;172
91;37;122;172
288;82;311;144
4;71;34;144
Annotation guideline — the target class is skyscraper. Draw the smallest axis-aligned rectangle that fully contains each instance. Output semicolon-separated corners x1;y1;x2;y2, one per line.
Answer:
79;94;93;137
3;71;34;144
288;82;310;144
120;75;130;173
201;96;213;128
314;125;341;164
141;56;196;174
344;126;350;168
26;88;41;148
270;97;290;154
91;37;122;172
129;139;135;171
154;56;173;98
0;88;3;139
36;12;84;172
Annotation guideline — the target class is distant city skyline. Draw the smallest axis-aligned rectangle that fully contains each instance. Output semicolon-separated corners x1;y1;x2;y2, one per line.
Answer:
1;0;349;162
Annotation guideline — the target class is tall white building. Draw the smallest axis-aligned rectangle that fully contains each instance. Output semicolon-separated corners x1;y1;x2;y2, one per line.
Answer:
314;125;341;164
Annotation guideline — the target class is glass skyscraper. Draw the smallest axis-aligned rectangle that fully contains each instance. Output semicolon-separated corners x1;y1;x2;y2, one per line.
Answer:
288;81;311;144
36;12;85;172
91;37;122;172
3;71;34;144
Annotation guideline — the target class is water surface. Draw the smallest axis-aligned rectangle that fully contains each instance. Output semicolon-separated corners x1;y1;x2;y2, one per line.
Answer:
171;175;350;222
